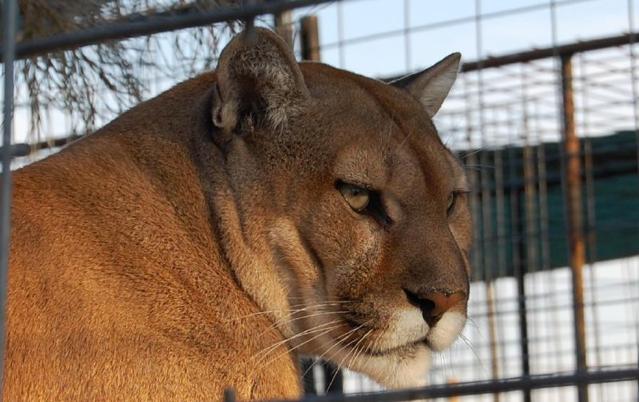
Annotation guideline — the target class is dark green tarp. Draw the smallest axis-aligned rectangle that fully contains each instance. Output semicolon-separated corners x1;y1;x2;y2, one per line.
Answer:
469;131;639;280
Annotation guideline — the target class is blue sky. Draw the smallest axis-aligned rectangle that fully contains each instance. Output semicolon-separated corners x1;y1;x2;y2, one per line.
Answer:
9;0;639;144
295;0;638;77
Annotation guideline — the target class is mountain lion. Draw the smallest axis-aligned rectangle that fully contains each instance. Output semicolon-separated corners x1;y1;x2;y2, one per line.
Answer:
6;28;471;401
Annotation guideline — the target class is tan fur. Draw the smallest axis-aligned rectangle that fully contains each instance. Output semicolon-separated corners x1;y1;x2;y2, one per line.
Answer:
5;29;471;401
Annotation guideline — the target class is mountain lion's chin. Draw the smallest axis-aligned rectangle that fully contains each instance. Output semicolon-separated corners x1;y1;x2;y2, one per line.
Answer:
351;342;432;390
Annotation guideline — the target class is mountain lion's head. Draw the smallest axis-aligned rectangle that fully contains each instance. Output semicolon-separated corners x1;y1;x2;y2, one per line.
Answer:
212;29;472;389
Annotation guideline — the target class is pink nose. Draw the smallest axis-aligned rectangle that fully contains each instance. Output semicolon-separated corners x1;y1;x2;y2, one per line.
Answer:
404;289;466;327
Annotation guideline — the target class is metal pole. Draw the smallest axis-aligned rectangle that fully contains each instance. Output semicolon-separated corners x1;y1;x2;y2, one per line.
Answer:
403;0;410;70
560;53;589;402
514;191;532;402
1;0;18;395
336;1;345;68
300;15;320;62
322;361;343;394
301;359;318;395
265;368;639;402
223;388;236;402
485;280;501;402
0;0;339;60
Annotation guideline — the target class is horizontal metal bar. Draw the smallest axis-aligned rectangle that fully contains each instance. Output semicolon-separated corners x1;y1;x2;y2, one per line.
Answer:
385;32;639;82
461;32;639;72
16;135;81;154
320;0;599;51
0;143;30;159
17;30;639;157
0;0;338;60
265;368;639;402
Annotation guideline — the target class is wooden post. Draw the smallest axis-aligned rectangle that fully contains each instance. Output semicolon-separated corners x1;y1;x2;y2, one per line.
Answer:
273;10;294;49
447;377;460;402
300;15;320;62
560;53;589;402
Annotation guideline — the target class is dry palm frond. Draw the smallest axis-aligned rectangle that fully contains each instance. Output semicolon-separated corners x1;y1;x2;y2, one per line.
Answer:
10;0;243;141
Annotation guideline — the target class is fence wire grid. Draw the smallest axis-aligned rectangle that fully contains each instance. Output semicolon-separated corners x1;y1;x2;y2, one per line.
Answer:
2;0;639;401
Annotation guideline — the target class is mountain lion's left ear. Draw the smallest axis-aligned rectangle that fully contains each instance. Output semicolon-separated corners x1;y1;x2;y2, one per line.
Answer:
212;28;310;138
391;53;461;117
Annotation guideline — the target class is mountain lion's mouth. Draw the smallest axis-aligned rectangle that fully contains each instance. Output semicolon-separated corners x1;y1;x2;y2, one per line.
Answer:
336;312;431;357
360;339;429;358
342;315;368;329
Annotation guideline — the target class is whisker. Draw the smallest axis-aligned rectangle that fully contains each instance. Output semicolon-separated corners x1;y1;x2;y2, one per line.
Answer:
252;319;343;363
464;164;494;170
458;333;486;372
260;310;350;337
348;328;374;370
466;317;480;332
255;322;345;373
230;301;352;322
229;307;313;321
325;321;373;390
301;322;368;379
392;130;415;160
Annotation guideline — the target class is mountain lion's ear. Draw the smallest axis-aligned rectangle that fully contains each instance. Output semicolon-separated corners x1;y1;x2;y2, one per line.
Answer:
391;53;461;117
212;28;310;138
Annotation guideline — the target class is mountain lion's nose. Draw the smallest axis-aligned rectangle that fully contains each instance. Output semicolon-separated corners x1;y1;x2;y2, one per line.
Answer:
403;288;466;327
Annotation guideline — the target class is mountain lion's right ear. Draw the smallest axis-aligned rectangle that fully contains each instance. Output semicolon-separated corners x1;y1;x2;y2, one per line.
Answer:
391;53;461;117
212;28;310;141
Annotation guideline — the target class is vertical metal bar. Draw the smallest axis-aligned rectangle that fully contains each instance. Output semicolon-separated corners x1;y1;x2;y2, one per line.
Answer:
1;0;18;395
578;53;603;402
223;388;236;402
461;71;482;380
521;79;539;388
301;359;318;395
473;5;496;393
560;53;589;402
323;361;343;394
501;106;517;379
486;280;501;402
300;15;321;62
518;64;532;402
515;191;532;402
531;96;560;380
490;111;507;402
336;1;345;68
403;0;411;70
626;1;639;395
628;0;639;175
505;72;530;396
482;109;500;402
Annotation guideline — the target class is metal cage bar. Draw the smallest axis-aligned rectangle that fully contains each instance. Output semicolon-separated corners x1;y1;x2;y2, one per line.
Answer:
0;0;18;395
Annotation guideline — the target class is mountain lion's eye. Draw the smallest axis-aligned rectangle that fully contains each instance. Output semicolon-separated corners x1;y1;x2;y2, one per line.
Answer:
339;183;370;212
336;181;393;228
447;192;456;216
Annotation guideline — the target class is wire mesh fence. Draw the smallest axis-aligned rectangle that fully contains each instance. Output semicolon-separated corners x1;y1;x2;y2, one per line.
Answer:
2;0;639;401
